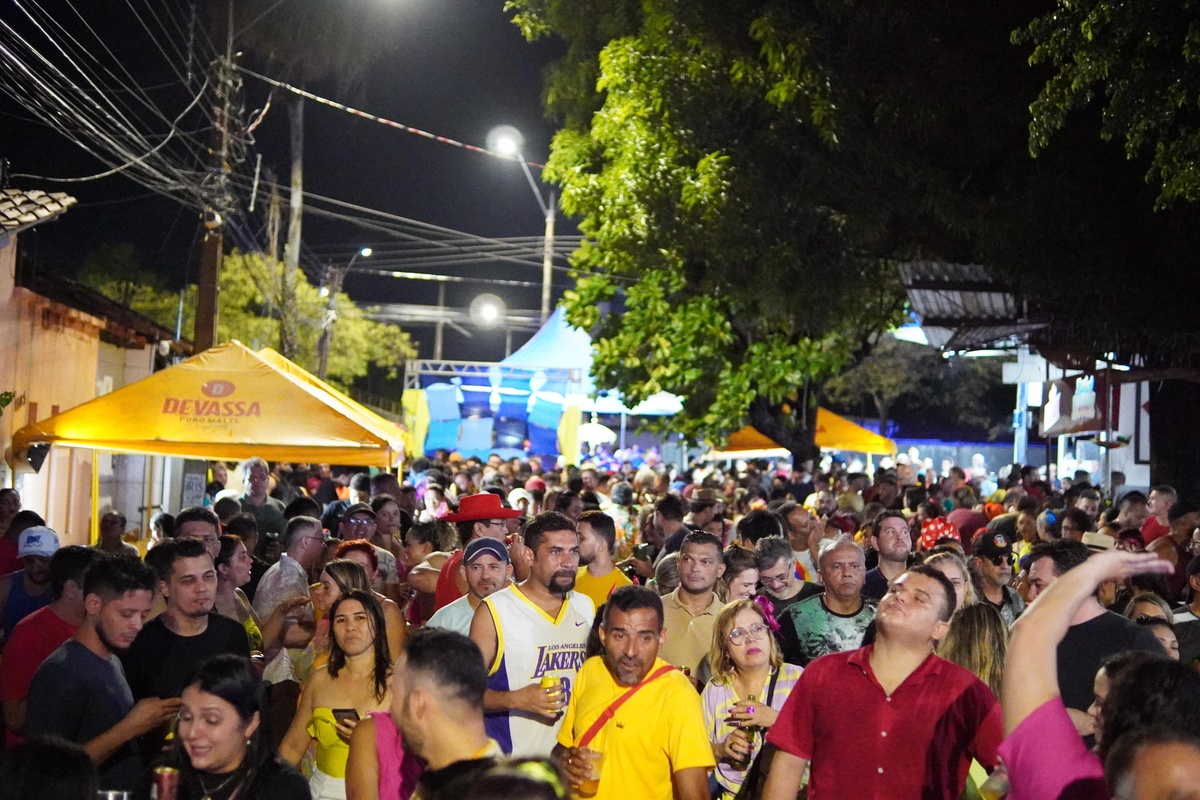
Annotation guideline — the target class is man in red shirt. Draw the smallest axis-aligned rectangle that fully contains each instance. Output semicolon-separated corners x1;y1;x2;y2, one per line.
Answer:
763;565;1002;800
1141;484;1177;545
0;545;98;746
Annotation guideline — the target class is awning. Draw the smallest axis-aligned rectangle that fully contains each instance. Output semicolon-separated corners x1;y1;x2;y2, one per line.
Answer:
714;408;897;457
12;341;405;466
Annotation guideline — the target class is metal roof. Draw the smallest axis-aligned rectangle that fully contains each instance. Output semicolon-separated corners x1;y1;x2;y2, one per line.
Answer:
898;260;1044;351
0;188;77;237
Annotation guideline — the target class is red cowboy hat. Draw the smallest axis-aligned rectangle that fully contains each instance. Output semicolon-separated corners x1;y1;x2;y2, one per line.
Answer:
442;492;523;523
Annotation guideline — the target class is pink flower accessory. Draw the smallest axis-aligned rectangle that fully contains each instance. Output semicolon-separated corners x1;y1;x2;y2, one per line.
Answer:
752;594;781;633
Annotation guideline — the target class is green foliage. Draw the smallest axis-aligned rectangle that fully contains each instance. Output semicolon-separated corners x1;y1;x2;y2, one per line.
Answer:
219;252;416;387
824;338;1009;440
508;1;1021;454
824;337;938;435
1016;1;1200;208
80;249;415;390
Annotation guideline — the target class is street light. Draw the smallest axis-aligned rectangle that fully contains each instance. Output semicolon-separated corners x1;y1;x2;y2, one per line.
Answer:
317;246;371;379
488;125;556;322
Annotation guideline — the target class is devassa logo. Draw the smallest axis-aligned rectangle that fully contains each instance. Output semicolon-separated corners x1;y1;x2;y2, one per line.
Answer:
201;380;236;398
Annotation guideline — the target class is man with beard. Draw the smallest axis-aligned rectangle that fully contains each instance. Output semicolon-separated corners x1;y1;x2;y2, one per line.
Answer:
426;537;513;636
862;511;913;601
470;511;594;756
779;536;876;666
764;566;1002;800
120;538;249;702
658;531;727;677
555;586;713;800
25;554;180;790
574;510;632;609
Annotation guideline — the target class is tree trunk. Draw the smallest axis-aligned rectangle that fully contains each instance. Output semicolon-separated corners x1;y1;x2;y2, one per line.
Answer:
748;394;819;467
1148;379;1200;497
279;95;304;360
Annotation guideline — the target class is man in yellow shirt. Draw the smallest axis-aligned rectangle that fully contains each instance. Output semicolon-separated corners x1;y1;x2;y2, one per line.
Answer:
556;586;714;800
575;511;633;610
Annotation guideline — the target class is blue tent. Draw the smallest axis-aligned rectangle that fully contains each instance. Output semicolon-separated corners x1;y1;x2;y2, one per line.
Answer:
409;307;679;459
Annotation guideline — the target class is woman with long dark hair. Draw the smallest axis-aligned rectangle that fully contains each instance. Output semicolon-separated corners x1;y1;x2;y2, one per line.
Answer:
141;654;308;800
279;589;392;800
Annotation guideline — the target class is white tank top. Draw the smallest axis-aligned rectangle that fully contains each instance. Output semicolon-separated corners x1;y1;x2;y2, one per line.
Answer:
483;584;595;756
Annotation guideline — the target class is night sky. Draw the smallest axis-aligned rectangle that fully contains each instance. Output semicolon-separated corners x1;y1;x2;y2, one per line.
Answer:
2;0;574;361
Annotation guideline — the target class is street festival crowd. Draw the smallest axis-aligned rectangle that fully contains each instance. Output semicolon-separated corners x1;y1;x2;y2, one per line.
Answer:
0;452;1197;800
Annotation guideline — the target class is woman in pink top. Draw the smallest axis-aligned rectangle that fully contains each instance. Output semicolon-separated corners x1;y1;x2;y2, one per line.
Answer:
999;549;1179;800
345;710;422;800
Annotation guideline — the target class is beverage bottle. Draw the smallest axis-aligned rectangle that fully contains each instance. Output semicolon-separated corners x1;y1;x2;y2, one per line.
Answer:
732;695;757;769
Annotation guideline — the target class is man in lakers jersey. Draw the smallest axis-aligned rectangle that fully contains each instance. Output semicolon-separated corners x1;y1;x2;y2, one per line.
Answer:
470;511;595;756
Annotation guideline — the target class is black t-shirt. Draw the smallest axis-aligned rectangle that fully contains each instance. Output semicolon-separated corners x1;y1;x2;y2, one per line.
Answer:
137;757;309;800
26;640;142;790
1057;610;1163;711
121;613;251;701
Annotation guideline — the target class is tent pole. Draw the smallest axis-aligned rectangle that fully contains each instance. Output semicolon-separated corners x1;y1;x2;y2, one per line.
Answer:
90;451;100;547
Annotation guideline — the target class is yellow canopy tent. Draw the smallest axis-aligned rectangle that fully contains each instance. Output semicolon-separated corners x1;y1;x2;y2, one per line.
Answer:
714;408;897;458
12;341;406;466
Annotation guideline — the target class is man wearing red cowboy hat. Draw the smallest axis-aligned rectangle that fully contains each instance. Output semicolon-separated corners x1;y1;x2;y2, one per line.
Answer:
433;494;523;611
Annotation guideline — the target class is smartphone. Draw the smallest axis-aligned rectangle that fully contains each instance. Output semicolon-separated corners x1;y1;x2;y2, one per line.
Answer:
332;708;360;725
633;543;653;561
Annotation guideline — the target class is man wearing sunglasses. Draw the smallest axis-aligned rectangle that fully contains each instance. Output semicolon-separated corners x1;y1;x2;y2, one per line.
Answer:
970;530;1024;625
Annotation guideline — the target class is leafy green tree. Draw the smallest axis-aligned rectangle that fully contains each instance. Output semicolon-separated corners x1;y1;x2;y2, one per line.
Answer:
233;0;403;359
1015;2;1200;208
508;1;1045;458
823;337;939;438
80;250;415;390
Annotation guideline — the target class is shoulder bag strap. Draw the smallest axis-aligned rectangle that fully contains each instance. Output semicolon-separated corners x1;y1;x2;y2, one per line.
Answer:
764;667;781;707
577;665;676;748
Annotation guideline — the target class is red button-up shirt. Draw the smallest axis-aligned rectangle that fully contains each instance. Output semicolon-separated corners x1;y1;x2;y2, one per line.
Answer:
766;645;1002;800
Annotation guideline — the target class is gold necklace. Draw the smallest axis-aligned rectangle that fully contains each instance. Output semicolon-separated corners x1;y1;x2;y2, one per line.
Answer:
197;768;241;800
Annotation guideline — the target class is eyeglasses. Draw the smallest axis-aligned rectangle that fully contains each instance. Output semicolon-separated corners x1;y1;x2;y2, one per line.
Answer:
989;554;1013;567
486;519;508;528
727;623;769;645
344;518;374;528
759;573;789;588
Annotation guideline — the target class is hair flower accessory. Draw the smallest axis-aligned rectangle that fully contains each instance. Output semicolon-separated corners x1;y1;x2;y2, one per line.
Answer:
751;594;781;633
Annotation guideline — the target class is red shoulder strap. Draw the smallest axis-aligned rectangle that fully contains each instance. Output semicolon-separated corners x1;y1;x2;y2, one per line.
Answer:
577;665;677;748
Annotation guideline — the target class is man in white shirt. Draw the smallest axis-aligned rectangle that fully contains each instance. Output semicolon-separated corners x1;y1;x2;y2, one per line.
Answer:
252;515;322;746
427;538;512;636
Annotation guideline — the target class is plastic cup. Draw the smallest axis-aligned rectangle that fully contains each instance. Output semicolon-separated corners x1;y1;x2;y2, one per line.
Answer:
577;749;604;797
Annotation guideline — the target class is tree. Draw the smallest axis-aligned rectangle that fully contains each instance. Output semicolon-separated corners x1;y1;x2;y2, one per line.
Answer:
233;1;403;359
823;338;939;437
507;0;1046;459
1015;2;1200;209
79;249;415;390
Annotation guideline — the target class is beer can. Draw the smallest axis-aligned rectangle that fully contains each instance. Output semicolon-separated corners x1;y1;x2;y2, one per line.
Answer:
151;767;179;800
541;676;560;691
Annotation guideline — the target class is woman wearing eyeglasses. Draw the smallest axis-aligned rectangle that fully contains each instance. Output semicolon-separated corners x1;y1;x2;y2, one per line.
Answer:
701;598;802;800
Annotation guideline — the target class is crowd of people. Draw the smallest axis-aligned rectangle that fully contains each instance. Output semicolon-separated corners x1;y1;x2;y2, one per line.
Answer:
0;451;1198;800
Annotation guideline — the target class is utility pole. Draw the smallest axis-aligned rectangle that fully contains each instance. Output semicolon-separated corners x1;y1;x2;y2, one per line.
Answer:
317;247;370;379
195;2;234;352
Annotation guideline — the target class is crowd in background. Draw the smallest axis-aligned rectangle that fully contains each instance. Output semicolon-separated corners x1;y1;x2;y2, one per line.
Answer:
0;448;1197;800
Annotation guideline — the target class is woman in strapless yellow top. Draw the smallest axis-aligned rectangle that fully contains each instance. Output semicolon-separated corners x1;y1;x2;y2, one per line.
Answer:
279;589;393;800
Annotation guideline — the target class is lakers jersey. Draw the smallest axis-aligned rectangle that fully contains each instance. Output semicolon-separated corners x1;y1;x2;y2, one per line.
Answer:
483;584;595;756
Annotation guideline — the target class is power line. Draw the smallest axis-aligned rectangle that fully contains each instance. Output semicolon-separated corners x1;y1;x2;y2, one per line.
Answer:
236;65;545;169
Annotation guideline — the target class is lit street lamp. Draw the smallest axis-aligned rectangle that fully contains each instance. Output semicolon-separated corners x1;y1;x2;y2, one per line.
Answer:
488;126;556;321
317;246;371;379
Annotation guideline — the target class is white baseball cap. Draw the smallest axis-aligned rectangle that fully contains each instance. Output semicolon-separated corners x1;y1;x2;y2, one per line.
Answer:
18;526;60;558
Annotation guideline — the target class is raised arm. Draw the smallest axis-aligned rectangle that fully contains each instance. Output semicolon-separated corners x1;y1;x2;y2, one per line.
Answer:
1002;550;1171;735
